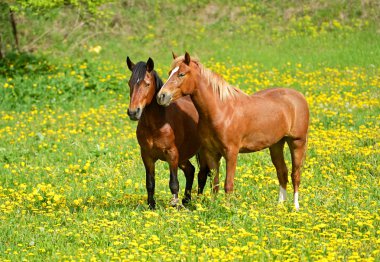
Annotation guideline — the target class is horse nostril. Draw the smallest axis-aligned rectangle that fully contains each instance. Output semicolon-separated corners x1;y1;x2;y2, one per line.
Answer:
136;107;141;114
157;93;170;105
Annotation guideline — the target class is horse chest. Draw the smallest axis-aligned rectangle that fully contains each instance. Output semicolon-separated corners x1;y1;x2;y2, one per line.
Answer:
136;125;175;155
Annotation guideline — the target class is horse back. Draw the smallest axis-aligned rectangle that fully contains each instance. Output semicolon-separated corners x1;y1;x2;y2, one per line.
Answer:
251;88;309;138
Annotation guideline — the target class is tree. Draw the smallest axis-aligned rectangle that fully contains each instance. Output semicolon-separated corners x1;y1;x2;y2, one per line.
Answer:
0;0;112;57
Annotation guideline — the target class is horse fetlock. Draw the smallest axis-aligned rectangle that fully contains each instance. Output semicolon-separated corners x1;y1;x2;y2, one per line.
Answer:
170;194;179;207
224;183;234;193
148;199;156;210
169;179;179;194
182;195;191;206
212;184;220;194
278;186;287;202
294;192;300;211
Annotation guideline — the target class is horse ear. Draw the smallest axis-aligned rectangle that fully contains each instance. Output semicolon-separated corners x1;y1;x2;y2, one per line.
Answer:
126;56;135;71
172;51;178;59
184;52;191;65
146;57;154;72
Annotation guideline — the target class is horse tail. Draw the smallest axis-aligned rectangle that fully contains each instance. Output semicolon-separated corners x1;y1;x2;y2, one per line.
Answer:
195;152;201;168
196;152;211;177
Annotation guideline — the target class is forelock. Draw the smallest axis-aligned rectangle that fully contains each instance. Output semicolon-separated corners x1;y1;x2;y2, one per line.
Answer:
130;62;147;86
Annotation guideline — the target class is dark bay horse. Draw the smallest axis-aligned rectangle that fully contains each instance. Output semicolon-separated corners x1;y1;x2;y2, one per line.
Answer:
126;57;209;209
157;52;309;210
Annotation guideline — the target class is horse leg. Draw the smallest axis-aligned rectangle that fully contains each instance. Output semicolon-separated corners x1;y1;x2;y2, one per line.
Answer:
197;165;210;195
209;155;221;194
197;150;210;194
179;160;195;205
142;154;156;210
225;150;239;193
166;147;180;206
269;138;288;203
287;137;307;210
201;151;221;193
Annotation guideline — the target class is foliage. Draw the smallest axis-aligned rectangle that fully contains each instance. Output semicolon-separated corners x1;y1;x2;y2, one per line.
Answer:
0;0;113;55
7;0;111;13
0;52;124;110
1;0;379;60
0;52;54;76
0;58;379;261
0;0;379;261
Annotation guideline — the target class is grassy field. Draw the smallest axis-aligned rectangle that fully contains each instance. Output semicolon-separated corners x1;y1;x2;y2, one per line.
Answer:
1;1;380;261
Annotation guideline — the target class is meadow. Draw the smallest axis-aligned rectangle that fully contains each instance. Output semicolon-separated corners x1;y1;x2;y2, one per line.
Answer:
0;1;379;261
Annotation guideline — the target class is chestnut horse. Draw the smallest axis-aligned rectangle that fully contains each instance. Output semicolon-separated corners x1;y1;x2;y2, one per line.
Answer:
126;57;209;209
157;52;309;210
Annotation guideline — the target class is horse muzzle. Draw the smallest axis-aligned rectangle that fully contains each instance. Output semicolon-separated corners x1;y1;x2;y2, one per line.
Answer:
127;107;143;121
156;92;172;107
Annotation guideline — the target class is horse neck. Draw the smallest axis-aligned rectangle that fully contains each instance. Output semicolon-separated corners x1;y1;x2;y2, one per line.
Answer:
144;93;163;113
191;76;223;121
139;88;166;128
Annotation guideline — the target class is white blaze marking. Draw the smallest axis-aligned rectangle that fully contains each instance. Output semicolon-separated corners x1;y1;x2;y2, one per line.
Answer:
279;186;287;202
294;192;299;211
162;66;179;88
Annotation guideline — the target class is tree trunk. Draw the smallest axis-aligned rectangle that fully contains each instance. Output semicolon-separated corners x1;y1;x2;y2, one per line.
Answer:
0;34;3;59
9;8;19;51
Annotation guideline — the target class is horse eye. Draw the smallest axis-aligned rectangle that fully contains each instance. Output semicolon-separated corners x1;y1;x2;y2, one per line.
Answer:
178;73;185;77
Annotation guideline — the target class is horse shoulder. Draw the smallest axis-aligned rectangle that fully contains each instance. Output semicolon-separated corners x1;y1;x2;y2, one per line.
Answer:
136;118;175;150
136;123;153;149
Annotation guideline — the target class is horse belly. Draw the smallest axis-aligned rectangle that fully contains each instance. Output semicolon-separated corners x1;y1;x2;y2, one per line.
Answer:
240;131;287;153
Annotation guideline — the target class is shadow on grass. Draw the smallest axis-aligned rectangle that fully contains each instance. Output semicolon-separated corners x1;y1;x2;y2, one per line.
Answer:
0;52;56;76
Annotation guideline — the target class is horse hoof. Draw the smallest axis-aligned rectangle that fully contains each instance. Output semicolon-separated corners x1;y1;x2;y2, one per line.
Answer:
170;197;179;207
182;197;191;206
148;202;156;210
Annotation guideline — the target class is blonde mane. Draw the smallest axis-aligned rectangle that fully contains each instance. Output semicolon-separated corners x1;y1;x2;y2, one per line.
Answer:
171;56;246;101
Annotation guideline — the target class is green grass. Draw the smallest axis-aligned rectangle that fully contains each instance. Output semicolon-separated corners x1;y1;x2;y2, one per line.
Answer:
0;1;379;261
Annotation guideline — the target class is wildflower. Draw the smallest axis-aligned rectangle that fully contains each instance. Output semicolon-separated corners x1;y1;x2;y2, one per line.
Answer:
88;45;102;54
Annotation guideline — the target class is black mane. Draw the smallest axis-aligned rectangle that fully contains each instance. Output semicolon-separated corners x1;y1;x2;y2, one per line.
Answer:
131;61;163;92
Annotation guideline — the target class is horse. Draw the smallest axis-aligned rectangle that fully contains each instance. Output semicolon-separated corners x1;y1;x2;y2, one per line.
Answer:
157;52;309;210
126;56;209;209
